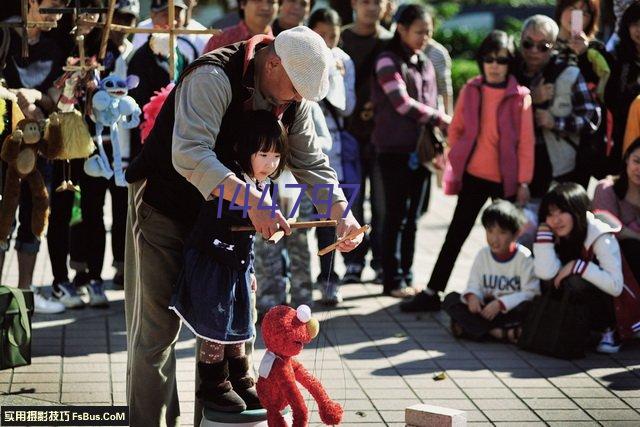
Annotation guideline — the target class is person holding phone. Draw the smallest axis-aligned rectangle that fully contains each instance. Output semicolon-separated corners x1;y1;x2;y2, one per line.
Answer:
554;0;614;185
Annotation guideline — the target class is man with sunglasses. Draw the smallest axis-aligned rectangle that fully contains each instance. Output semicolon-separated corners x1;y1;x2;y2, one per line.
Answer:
516;15;600;219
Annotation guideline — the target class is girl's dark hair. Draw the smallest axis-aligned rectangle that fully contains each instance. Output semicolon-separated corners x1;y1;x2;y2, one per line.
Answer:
308;7;341;29
614;137;640;199
481;200;526;234
475;30;517;78
234;110;288;180
388;4;431;60
554;0;600;37
617;0;640;59
538;182;591;262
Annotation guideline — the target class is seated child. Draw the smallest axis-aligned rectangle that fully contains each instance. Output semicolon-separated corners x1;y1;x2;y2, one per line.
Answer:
443;200;540;343
170;110;288;412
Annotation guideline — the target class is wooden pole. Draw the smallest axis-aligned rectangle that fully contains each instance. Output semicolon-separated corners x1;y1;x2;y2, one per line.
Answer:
99;0;117;60
317;225;370;256
168;0;176;81
21;0;28;57
230;220;338;232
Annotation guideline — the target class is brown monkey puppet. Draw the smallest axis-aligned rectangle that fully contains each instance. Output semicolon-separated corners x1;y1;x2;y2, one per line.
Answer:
0;114;63;245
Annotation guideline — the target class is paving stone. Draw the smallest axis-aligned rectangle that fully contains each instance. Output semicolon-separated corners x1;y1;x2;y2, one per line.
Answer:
473;399;528;410
623;397;640;408
413;388;468;400
11;373;59;383
573;398;631;409
453;378;505;388
445;369;496;378
459;387;515;399
378;410;406;423
356;378;407;389
534;409;592;421
62;382;110;392
364;387;416;399
61;392;110;403
310;410;382;423
493;423;546;426
548;378;602;388
562;388;617;398
465;410;490;422
547;422;599;426
341;400;376;411
483;409;541;422
14;364;60;373
585;409;640;421
371;399;419;411
501;378;554;388
600;422;640;427
612;389;640;398
63;363;109;373
523;398;579;410
11;382;59;393
62;373;109;383
29;393;60;403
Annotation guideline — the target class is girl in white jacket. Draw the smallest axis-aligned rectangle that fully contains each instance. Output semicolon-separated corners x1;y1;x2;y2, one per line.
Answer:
535;183;624;353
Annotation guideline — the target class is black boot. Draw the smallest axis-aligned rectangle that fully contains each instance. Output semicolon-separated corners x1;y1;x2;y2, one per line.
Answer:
228;356;262;410
197;361;247;413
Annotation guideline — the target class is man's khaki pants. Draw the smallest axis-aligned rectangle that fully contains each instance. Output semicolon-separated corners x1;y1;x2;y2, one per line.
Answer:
124;181;256;427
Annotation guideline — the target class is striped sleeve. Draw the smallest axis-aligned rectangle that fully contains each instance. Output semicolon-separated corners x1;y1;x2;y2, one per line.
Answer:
535;229;554;243
375;55;443;125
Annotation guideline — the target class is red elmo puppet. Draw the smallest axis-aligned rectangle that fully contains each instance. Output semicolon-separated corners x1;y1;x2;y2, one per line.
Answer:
257;305;343;426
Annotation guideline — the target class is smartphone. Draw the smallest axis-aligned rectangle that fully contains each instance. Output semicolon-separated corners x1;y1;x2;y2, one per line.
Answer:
571;9;583;37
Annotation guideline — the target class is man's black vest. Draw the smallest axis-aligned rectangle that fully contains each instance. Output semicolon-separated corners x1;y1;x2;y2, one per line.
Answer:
125;38;297;227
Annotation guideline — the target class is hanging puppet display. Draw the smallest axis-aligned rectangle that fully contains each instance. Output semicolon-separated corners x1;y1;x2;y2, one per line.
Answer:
0;115;63;249
46;57;100;192
86;74;141;187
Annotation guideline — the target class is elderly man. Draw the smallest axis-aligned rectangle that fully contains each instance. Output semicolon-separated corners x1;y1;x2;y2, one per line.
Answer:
124;27;362;426
516;14;600;199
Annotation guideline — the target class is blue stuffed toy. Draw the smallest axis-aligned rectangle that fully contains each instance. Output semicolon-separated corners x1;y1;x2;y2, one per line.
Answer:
87;74;141;187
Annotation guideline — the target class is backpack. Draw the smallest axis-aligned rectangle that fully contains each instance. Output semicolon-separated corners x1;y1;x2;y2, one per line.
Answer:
518;284;590;359
0;286;33;370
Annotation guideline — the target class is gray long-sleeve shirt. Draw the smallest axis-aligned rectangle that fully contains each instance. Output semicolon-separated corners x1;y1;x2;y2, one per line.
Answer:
171;64;346;209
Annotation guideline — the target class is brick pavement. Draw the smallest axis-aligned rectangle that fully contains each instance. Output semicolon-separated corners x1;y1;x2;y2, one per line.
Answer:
0;188;639;426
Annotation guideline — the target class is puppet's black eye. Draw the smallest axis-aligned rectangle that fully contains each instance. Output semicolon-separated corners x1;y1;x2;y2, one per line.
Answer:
105;81;114;88
117;81;126;88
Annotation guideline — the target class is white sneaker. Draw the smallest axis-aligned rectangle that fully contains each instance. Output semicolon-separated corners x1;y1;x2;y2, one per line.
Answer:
31;286;65;314
597;329;621;354
86;280;109;307
52;282;85;309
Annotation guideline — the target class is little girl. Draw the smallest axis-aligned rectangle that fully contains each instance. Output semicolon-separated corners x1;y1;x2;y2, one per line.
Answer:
535;182;624;353
170;110;288;412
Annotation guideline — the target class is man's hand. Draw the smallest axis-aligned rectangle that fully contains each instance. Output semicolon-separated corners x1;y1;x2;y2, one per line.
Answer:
247;207;291;240
554;260;576;288
330;202;363;253
535;109;555;130
466;294;483;314
531;80;554;104
481;300;502;321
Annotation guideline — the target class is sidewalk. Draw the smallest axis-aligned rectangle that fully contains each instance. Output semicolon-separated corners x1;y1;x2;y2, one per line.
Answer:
1;187;639;426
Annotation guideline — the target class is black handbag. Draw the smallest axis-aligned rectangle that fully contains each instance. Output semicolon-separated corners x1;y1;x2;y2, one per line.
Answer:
518;285;590;359
0;286;34;370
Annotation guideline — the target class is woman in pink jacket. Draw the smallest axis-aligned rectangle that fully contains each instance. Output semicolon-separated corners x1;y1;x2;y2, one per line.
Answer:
402;30;535;312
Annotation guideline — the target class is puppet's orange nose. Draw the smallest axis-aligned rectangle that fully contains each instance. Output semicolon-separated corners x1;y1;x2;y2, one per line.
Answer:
306;318;319;339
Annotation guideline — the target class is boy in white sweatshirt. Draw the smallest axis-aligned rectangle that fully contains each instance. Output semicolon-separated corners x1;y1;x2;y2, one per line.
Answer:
443;201;540;343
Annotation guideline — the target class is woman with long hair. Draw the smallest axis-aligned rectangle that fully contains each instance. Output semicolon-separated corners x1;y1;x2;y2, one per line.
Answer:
535;183;624;353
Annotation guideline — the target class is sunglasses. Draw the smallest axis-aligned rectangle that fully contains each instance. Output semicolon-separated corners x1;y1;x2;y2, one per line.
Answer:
521;40;553;52
482;56;510;65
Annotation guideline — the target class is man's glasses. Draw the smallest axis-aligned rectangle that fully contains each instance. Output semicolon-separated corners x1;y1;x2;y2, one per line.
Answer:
521;40;554;52
482;56;510;65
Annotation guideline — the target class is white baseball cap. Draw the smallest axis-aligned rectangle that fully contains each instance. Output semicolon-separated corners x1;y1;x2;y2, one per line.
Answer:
273;26;333;102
